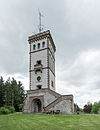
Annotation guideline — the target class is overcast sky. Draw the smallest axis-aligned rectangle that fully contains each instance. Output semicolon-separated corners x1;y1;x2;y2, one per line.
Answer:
0;0;100;108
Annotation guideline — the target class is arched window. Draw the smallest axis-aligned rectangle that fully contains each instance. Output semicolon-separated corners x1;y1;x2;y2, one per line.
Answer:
38;43;40;49
42;42;45;48
33;44;36;50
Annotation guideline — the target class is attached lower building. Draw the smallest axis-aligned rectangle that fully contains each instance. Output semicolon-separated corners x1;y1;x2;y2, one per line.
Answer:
23;30;74;114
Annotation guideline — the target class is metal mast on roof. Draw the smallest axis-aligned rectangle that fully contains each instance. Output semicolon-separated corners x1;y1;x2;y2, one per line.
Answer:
38;10;44;33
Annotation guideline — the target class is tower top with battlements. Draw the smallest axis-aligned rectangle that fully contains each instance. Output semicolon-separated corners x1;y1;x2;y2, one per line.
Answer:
28;30;56;52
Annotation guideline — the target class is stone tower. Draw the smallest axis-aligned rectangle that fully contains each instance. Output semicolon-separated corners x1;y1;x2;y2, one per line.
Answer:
23;30;74;114
28;30;56;91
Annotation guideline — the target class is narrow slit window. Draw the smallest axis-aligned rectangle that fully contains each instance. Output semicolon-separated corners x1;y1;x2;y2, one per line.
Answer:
51;81;54;87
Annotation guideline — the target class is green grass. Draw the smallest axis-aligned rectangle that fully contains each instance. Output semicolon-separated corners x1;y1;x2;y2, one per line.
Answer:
0;113;100;130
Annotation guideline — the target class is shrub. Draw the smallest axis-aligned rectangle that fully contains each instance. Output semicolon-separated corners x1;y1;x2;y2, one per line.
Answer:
0;107;10;114
83;104;92;113
19;104;23;112
6;106;15;113
91;102;100;114
98;108;100;114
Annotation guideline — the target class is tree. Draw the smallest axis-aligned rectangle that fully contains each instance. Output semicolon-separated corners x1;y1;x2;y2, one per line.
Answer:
5;78;12;106
10;78;25;111
98;108;100;114
74;103;83;112
0;76;25;112
83;103;92;113
91;101;100;114
12;79;24;111
0;77;5;107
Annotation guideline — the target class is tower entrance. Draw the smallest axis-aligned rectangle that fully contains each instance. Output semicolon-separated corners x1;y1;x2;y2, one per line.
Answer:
33;99;42;113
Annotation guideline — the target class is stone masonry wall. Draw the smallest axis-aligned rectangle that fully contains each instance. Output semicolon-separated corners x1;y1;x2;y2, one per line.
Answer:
23;89;74;114
49;100;72;114
23;91;57;113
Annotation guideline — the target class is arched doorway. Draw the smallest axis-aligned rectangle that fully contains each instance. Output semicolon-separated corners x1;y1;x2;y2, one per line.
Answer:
33;99;42;113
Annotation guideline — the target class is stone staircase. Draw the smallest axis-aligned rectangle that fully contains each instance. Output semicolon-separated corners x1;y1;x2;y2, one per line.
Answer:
44;95;72;111
47;89;61;98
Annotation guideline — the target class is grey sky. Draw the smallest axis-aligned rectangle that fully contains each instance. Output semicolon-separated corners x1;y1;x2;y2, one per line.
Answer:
0;0;100;107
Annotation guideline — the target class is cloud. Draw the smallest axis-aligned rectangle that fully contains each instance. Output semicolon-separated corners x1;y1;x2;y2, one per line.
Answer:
56;49;100;107
0;0;100;107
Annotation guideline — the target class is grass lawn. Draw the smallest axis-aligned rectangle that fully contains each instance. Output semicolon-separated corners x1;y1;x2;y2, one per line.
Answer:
0;113;100;130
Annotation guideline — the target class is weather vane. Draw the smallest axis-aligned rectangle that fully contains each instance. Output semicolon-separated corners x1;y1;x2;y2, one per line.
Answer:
38;10;44;33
